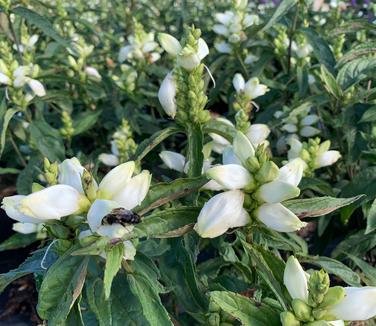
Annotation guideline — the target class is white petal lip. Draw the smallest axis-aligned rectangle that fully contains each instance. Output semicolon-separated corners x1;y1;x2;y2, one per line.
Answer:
282;123;298;133
214;42;231;53
12;222;38;234
118;45;133;62
159;151;186;172
215;12;234;25
233;131;255;164
112;170;151;210
256;180;300;203
256;203;307;232
300;126;320;137
329;287;376;321
85;66;102;80
158;72;177;118
0;72;10;85
87;199;119;232
197;38;209;60
58;157;85;193
287;137;303;160
246;124;270;146
2;195;44;223
301;114;319;126
222;147;242;165
315;151;341;168
27;79;46;97
98;153;119;167
233;73;245;93
284;256;309;302
158;33;182;56
213;24;228;36
244;78;268;99
98;161;135;199
19;185;82;220
206;164;253;190
194;190;249;238
278;158;305;187
97;224;131;239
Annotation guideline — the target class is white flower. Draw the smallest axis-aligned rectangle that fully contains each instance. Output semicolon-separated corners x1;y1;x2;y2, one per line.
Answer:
283;256;309;302
245;124;270;147
0;72;10;85
214;41;231;53
2;195;44;224
256;180;300;204
277;158;306;187
233;131;255;164
85;66;102;81
244;54;259;64
158;72;177;118
98;153;119;167
300;126;320;137
58;157;87;193
11;65;45;97
206;164;253;190
158;33;209;71
12;222;39;234
232;73;269;100
315;150;341;168
194;190;249;238
159;151;186;172
287;137;303;160
256;203;307;232
328;287;376;321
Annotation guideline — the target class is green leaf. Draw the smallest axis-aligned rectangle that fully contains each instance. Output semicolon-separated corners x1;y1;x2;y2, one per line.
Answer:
29;120;65;161
284;195;364;218
320;65;342;99
186;123;204;178
123;207;201;240
359;106;376;123
210;291;281;326
303;28;336;75
72;110;102;136
366;199;376;234
341;166;376;198
12;6;71;49
0;108;18;158
0;232;38;252
0;248;47;293
336;57;376;90
135;176;208;215
37;247;89;323
260;0;298;32
332;19;376;35
298;255;361;286
86;278;112;326
346;253;376;286
127;273;173;326
338;43;376;66
104;242;124;299
0;167;20;174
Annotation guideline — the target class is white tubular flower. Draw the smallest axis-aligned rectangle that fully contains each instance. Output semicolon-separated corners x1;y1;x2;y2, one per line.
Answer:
209;118;234;154
287;137;303;160
233;73;245;93
85;66;102;81
301;114;319;126
158;72;177;118
2;195;44;224
282;123;298;133
27;79;46;97
245;54;259;65
300;126;320;137
98;153;119;167
17;185;83;220
194;190;249;238
112;170;151;210
159;151;186;172
233;131;255;164
315;150;341;168
214;42;231;53
12;222;38;234
206;164;253;190
244;77;269;100
277;158;306;187
222;147;242;165
245;124;270;147
256;181;300;203
158;33;182;56
58;157;86;193
118;45;133;62
0;72;10;85
284;256;309;302
328;287;376;321
256;203;307;232
97;161;135;199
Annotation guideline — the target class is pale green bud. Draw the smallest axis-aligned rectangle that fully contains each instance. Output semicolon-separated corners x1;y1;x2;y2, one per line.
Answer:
292;299;313;322
255;161;280;183
81;169;97;202
319;286;345;308
308;270;330;306
280;311;300;326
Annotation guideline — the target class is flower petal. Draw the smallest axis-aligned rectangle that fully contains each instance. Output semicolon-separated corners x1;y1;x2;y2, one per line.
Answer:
112;170;151;210
194;190;248;238
58;157;86;193
98;153;119;167
158;33;182;56
245;124;270;147
27;79;46;97
87;199;119;232
159;151;186;172
2;195;44;223
329;287;376;321
233;73;245;93
222;147;242;165
206;164;253;190
278;158;306;187
284;256;309;302
197;38;209;60
233;131;255;164
256;203;307;232
158;72;177;118
98;161;135;200
256;180;300;203
301;114;319;126
300;126;320;137
12;222;38;234
315;151;341;168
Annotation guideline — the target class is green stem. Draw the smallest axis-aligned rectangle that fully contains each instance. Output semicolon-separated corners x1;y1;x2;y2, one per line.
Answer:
186;123;204;178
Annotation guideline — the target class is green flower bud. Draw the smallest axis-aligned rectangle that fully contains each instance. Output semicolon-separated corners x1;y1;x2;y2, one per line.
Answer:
280;311;300;326
292;299;313;322
319;286;345;308
32;182;45;193
208;313;220;326
308;270;330;306
245;156;260;173
255;161;280;183
81;169;97;202
44;222;71;240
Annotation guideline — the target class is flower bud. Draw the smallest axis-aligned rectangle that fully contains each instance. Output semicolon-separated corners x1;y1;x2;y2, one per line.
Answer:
255;161;280;183
308;270;330;306
280;311;300;326
319;286;345;308
81;169;98;202
292;299;313;322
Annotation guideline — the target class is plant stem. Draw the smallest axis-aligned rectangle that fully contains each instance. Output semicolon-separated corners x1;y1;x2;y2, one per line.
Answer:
287;3;300;75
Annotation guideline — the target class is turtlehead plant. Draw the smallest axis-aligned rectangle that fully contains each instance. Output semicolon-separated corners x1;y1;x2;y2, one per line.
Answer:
288;137;341;175
213;0;260;54
194;131;307;238
282;256;376;325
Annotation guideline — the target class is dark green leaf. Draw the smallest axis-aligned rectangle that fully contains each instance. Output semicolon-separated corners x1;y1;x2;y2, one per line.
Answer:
0;232;38;252
260;0;298;32
359;106;376;123
210;291;281;326
73;110;102;136
366;199;376;234
104;242;124;299
320;65;342;99
86;278;112;326
0;108;18;158
346;253;376;286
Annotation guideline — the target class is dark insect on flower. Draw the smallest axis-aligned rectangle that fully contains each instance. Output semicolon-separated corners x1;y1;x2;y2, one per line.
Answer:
102;208;141;226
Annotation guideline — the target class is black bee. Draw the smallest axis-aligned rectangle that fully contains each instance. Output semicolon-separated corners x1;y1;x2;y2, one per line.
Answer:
102;208;141;226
